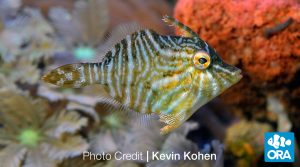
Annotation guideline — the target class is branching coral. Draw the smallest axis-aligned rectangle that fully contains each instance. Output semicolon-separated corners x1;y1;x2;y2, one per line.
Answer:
0;84;88;167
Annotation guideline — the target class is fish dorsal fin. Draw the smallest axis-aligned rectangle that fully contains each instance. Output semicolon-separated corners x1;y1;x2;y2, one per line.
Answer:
162;15;198;38
162;15;209;49
104;22;143;44
92;22;143;63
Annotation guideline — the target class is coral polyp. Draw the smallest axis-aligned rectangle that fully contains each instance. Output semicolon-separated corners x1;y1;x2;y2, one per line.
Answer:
18;129;41;148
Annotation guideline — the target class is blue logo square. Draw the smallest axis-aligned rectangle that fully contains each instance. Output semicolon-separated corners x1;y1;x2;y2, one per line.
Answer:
264;132;294;162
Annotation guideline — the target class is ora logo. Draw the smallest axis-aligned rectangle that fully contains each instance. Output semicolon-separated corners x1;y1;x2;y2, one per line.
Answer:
264;132;294;162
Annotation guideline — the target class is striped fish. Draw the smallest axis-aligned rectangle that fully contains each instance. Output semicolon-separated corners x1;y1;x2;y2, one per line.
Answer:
42;16;242;134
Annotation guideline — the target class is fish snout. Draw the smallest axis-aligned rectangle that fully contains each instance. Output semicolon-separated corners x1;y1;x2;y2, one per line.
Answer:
225;63;243;83
234;69;243;81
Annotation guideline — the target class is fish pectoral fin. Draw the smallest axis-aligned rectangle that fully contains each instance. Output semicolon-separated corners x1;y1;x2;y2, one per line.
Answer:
159;112;186;135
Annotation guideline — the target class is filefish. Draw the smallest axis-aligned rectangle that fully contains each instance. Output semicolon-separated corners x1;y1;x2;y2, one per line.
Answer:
42;16;242;134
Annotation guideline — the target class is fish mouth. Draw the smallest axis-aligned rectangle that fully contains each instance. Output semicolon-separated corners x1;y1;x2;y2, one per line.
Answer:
233;69;243;82
218;60;242;82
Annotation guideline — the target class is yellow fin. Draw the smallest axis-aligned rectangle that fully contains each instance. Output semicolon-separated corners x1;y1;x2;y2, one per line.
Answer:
159;112;186;135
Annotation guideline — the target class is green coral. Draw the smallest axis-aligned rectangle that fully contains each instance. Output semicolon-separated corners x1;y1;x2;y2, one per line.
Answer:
18;129;41;148
0;85;89;167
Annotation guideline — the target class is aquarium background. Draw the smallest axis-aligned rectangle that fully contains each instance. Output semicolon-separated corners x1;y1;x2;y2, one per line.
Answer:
0;0;299;167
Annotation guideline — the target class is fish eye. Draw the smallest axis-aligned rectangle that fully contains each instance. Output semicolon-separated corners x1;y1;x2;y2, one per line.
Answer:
193;51;211;70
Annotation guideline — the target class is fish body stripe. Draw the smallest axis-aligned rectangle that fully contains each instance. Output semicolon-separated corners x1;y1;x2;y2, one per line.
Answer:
92;29;192;114
167;36;181;50
116;43;123;97
107;49;116;97
159;36;172;48
94;63;99;81
134;35;143;71
125;35;133;106
100;60;105;84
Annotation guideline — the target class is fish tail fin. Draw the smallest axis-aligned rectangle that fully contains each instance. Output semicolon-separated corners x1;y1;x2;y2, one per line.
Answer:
42;63;100;88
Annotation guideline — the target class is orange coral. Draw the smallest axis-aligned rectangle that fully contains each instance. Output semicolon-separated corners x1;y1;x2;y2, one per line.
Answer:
174;0;300;86
174;0;300;130
174;0;300;123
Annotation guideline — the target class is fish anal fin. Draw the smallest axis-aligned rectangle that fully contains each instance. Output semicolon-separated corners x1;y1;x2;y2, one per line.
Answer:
95;96;159;129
